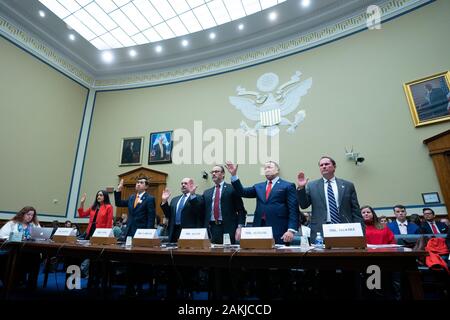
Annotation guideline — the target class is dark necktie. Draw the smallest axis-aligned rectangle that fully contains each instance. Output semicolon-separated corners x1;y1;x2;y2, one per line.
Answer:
327;180;340;223
213;185;220;221
176;195;187;225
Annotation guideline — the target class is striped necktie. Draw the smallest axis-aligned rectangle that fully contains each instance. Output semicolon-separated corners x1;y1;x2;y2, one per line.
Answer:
327;180;340;223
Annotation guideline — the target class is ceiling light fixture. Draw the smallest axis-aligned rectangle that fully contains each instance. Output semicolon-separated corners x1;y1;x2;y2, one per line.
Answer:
68;34;75;41
301;0;311;8
238;23;244;30
129;49;137;57
269;12;277;21
101;51;114;63
181;39;189;47
155;45;163;53
209;32;216;40
38;10;46;18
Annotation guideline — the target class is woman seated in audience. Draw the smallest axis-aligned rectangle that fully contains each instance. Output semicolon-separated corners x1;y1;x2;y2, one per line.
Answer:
78;190;113;239
0;206;40;239
361;206;396;245
378;215;389;225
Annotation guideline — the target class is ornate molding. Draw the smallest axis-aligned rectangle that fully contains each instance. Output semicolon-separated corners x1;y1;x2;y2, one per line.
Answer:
94;0;430;89
0;0;431;90
0;15;94;87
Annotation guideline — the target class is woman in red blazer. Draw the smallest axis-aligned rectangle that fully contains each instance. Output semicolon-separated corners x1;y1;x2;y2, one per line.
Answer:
78;190;113;239
361;205;396;245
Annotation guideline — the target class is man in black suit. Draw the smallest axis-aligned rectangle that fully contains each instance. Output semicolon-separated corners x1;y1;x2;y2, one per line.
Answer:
161;177;204;242
114;176;156;237
203;165;247;244
421;207;449;234
161;177;204;298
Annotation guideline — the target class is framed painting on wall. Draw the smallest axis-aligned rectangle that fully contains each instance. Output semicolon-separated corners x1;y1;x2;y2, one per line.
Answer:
148;131;173;164
403;71;450;127
119;137;143;166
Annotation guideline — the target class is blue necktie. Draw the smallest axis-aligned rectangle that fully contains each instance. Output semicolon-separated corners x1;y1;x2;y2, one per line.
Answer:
175;195;187;225
327;180;340;224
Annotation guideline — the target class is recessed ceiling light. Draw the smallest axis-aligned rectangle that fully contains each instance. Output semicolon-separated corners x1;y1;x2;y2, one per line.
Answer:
269;12;277;21
209;32;216;40
38;10;46;18
301;0;311;8
101;51;114;63
181;39;189;47
155;45;163;53
238;23;244;31
68;34;76;41
129;49;137;57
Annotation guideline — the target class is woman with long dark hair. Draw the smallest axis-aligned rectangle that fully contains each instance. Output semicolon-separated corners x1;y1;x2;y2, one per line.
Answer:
78;190;113;239
361;205;396;245
0;206;40;239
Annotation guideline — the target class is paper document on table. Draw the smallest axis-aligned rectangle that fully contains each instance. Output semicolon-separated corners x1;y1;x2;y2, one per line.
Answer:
367;244;403;248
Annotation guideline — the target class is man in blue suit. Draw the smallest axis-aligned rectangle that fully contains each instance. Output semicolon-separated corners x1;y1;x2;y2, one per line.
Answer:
387;205;420;235
225;160;299;244
420;207;448;234
114;176;156;237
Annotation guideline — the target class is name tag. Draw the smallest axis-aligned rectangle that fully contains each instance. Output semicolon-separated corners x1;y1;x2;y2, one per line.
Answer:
54;228;77;236
323;223;363;237
92;228;113;238
240;227;273;239
134;229;158;239
179;228;208;240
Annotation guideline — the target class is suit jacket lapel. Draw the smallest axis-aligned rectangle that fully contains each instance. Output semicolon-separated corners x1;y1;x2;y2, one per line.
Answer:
266;179;280;202
336;179;345;209
256;183;266;202
318;179;326;205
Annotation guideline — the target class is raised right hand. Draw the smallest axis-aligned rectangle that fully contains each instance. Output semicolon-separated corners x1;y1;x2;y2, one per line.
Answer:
117;179;124;192
162;188;171;203
225;161;238;176
296;172;309;188
80;193;87;205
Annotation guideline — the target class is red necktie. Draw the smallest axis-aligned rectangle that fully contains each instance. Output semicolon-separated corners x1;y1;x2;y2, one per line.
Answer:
431;222;439;234
213;185;220;221
265;180;272;200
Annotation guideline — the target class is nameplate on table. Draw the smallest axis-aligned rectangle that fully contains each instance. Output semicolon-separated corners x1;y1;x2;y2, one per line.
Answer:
322;223;366;249
53;227;77;244
90;228;116;245
178;228;210;249
240;227;274;249
133;228;160;247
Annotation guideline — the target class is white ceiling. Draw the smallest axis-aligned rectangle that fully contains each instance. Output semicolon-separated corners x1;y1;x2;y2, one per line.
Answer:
0;0;387;78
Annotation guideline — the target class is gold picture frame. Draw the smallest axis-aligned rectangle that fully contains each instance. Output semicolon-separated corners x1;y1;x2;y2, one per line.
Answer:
119;137;143;166
403;71;450;127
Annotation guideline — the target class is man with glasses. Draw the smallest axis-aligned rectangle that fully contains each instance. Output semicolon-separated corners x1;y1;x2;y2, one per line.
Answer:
203;165;247;244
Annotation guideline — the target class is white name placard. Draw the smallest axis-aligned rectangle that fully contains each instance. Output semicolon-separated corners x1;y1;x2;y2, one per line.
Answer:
92;228;113;238
134;229;158;239
240;227;273;240
179;228;208;240
53;228;77;236
323;223;363;238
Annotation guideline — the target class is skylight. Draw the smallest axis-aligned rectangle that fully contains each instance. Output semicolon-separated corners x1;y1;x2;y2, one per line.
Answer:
39;0;286;50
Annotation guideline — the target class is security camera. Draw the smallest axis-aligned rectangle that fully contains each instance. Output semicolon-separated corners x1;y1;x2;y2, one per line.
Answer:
355;157;365;165
202;171;209;180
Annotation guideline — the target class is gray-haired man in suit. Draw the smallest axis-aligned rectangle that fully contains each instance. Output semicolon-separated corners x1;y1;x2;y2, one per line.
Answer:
296;156;363;242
